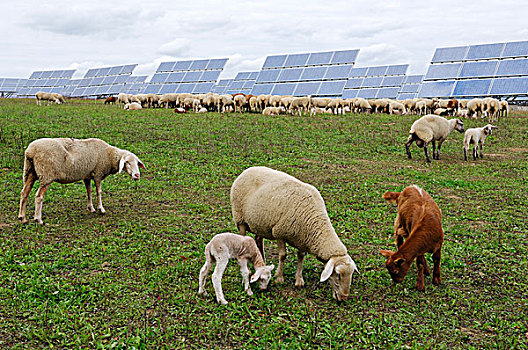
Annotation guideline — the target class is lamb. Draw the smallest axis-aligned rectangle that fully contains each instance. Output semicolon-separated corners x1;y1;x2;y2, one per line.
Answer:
262;106;284;116
18;138;145;225
390;101;407;115
406;115;464;162
124;102;142;110
433;108;449;116
51;93;66;104
35;91;60;106
230;166;359;301
499;100;509;118
463;124;497;161
381;185;443;291
198;232;275;305
233;94;247;113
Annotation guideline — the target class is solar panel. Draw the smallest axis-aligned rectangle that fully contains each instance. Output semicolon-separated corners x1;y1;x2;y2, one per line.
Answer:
418;81;456;97
502;41;528;58
490;77;528;95
324;65;353;80
217;79;233;86
330;50;359;64
102;76;116;85
341;89;358;99
386;65;408;75
256;69;281;83
318;80;346;95
85;69;97;78
206;58;228;70
29;72;40;79
357;88;378;99
99;67;111;76
182;71;202;82
376;87;400;99
344;78;363;89
284;53;310;67
200;70;221;82
349;68;368;77
121;65;136;74
167;72;185;83
293;81;321;96
405;75;424;84
431;46;468;63
193;82;215;94
243;81;255;89
424;63;461;80
251;83;274;95
272;83;296;95
190;60;209;70
50;71;61;78
362;76;383;88
366;66;388;76
452;79;492;96
496;59;528;76
381;76;405;87
299;66;327;81
230;81;245;90
160;84;177;94
158;62;176;72
398;93;418;100
466;43;504;60
114;75;129;84
91;77;104;85
262;55;287;69
235;72;251;80
174;61;193;71
306;51;334;66
459;61;498;78
41;71;52;78
277;68;303;82
399;84;421;93
248;72;259;80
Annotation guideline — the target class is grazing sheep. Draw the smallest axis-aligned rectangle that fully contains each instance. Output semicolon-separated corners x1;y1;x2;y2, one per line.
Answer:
124;102;142;110
230;166;359;301
390;101;407;115
104;96;117;105
18;138;145;225
269;95;282;107
291;97;311;116
262;106;284;116
218;94;234;113
35;91;60;106
146;94;159;108
354;98;371;114
117;93;129;105
406;115;464;162
433;108;449;116
483;97;500;122
463;124;497;161
280;96;293;112
499;100;509;118
198;232;275;305
51;93;66;104
415;100;427;115
456;109;469;118
467;98;483;119
234;94;247;113
198;107;208;113
381;185;443;291
257;94;271;112
249;96;258;112
403;99;417;115
327;98;344;115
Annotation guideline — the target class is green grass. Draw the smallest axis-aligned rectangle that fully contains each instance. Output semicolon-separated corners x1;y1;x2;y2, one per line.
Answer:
0;98;527;349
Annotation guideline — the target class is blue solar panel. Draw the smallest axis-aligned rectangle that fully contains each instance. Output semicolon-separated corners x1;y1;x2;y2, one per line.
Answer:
284;53;309;67
41;71;52;78
324;65;353;80
362;76;383;88
157;62;175;72
102;76;116;85
398;93;418;100
235;72;251;80
263;55;287;69
452;79;492;96
190;60;209;70
272;83;296;95
330;50;359;64
174;61;193;71
366;66;388;76
490;77;528;95
63;70;75;78
29;72;41;79
160;84;177;94
405;75;424;84
95;86;110;95
294;81;321;96
459;61;498;78
345;78;363;89
341;89;358;99
193;82;214;93
306;51;333;66
85;86;98;95
381;76;405;87
357;88;378;99
99;67;111;76
230;81;245;90
256;69;281;83
386;65;408;76
431;46;468;63
49;71;61;78
418;81;455;97
114;75;129;84
400;84;421;93
277;68;303;82
200;70;221;82
251;83;274;95
496;59;528;76
206;58;228;70
424;63;461;80
299;66;327;81
121;65;136;74
85;69;97;78
502;41;528;58
377;87;400;99
182;71;202;82
466;43;504;60
243;81;255;89
318;80;346;95
166;72;185;83
248;72;259;80
108;85;121;94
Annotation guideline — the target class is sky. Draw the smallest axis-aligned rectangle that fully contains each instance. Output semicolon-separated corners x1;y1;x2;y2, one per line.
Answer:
2;0;528;81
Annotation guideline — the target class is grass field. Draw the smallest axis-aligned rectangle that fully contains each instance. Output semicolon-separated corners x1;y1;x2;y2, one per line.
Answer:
0;98;527;349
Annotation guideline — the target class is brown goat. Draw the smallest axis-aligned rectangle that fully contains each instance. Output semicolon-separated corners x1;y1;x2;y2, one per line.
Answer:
380;185;443;291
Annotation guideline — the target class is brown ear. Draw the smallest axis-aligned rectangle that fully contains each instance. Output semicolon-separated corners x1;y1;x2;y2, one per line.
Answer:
383;191;400;204
394;257;406;266
380;249;394;258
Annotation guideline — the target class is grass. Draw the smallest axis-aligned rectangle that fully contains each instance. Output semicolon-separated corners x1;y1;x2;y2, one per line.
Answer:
0;98;527;349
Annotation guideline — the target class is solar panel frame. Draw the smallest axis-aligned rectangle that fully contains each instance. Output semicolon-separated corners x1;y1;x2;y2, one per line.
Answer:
502;41;528;58
466;43;504;60
306;51;334;66
262;55;288;69
284;53;310;67
431;46;468;63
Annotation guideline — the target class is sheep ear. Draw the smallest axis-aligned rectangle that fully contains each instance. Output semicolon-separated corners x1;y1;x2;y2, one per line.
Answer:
394;257;405;266
118;156;126;173
138;160;146;169
320;258;336;282
250;270;261;283
383;191;400;204
380;249;394;258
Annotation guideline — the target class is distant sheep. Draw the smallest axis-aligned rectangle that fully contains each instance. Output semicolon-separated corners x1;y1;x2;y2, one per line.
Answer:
262;106;284;116
463;124;497;160
51;93;66;104
124;102;142;110
18;138;145;225
35;91;60;106
104;96;117;105
117;93;129;105
499;100;509;118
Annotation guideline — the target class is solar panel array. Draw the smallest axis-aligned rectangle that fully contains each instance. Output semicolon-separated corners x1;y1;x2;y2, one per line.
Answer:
419;40;528;98
211;79;233;94
341;64;409;99
219;71;259;95
397;75;424;100
17;70;76;97
143;58;228;95
0;78;28;97
250;50;360;97
71;64;137;97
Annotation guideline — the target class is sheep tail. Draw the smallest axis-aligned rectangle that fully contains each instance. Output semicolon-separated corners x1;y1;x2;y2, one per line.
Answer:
23;156;35;182
383;191;400;204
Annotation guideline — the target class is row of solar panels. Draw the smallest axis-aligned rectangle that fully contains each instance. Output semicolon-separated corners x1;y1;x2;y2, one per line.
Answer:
156;59;228;72
425;58;528;80
84;65;137;78
0;78;28;91
29;70;75;79
142;82;216;95
149;70;222;84
262;50;360;69
419;77;528;97
432;41;528;63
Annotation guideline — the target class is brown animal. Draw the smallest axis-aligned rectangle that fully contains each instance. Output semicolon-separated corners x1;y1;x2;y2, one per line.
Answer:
446;99;458;115
104;96;117;105
380;185;443;291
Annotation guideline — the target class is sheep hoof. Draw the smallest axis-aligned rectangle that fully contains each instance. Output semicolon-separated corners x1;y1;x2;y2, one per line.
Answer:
99;208;106;214
246;289;253;296
219;300;228;305
34;218;44;225
18;216;28;224
88;206;96;213
274;276;284;284
295;280;305;288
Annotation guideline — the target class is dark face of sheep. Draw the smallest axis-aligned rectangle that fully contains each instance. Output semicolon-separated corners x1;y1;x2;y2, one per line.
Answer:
250;265;275;290
119;153;145;181
484;125;497;135
455;119;465;133
380;250;412;283
321;255;358;301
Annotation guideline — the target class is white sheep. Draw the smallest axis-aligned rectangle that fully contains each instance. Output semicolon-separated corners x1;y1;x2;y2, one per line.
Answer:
467;98;483;119
262;106;284;116
499;100;509;118
117;93;129;105
406;114;465;162
249;96;258;112
230;166;359;301
234;94;247;113
463;124;497;161
390;101;407;115
51;93;66;104
18;138;145;225
291;97;311;116
124;102;142;110
483;97;500;122
198;107;208;113
35;91;60;106
198;232;275;305
415;100;427;115
354;98;371;114
218;94;234;113
433;108;449;116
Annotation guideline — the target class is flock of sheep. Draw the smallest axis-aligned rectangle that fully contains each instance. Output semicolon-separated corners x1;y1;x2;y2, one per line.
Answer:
23;89;504;303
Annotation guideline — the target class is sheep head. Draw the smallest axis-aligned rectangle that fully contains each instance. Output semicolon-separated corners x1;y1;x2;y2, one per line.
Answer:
380;249;412;283
453;119;464;133
118;152;145;181
320;255;358;301
250;264;275;290
484;124;497;135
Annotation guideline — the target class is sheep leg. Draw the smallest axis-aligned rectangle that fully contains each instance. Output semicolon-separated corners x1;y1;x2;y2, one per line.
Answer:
212;257;229;304
237;223;249;236
473;146;478;160
34;183;51;225
18;172;37;223
274;239;287;284
198;255;213;296
256;236;265;263
436;140;444;160
423;143;431;163
84;179;96;212
417;255;431;276
464;147;468;161
479;143;484;158
94;178;106;214
238;258;253;296
405;139;414;159
415;255;426;291
432;248;442;286
431;140;437;160
295;250;306;287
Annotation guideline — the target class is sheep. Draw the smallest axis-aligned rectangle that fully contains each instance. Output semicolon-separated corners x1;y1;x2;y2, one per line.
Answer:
18;138;145;225
483;97;500;122
467;98;483;119
456;109;469;118
218;94;234;113
35;91;60;106
198;232;275;305
403;99;416;115
117;93;129;105
234;94;247;113
146;94;159;108
230;166;359;301
499;100;509;118
249;96;258;112
406;114;464;162
354;98;371;114
257;94;271;111
198;107;208;113
159;93;177;109
269;95;282;107
415;100;427;115
291;97;311;116
127;94;140;104
104;96;117;105
327;98;344;115
262;106;284;116
51;93;66;104
381;185;443;291
390;101;406;115
280;96;293;112
124;102;142;110
463;124;497;161
433;108;449;116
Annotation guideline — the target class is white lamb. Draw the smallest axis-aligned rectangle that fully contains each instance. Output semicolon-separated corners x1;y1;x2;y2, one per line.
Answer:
234;95;247;113
124;102;142;110
406;114;465;162
18;138;145;225
230;166;359;301
198;232;275;305
463;124;497;161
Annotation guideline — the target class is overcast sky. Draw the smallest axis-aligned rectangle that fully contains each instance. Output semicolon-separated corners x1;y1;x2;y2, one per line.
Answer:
2;0;527;80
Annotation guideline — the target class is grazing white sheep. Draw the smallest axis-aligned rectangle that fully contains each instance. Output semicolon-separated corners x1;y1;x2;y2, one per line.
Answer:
467;98;483;119
51;93;66;104
415;100;427;115
433;108;449;116
262;106;284;116
117;93;129;105
291;97;311;116
230;166;359;301
354;98;371;114
35;91;60;106
18;138;145;225
499;100;509;118
463;124;497;161
249;96;258;112
198;107;208;113
390;101;407;115
234;94;247;113
406;115;465;162
198;232;275;305
483;97;500;122
218;95;234;113
124;102;142;110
